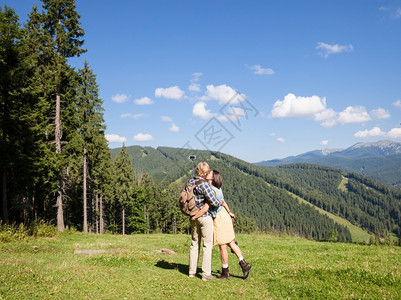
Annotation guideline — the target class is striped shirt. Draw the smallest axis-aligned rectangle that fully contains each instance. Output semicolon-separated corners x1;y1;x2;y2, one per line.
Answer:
188;177;221;218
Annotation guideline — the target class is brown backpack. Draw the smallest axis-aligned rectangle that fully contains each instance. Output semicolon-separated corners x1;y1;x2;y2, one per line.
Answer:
179;178;204;217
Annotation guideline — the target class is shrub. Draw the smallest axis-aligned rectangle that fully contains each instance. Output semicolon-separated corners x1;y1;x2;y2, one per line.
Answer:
0;219;57;242
29;219;58;238
0;221;28;242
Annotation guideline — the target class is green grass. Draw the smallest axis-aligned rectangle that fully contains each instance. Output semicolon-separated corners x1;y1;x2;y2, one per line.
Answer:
1;232;400;299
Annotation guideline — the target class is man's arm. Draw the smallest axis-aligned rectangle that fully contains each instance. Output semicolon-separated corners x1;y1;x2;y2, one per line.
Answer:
198;182;221;207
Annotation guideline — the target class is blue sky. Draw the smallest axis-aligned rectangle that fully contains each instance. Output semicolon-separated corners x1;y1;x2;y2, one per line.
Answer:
5;0;401;162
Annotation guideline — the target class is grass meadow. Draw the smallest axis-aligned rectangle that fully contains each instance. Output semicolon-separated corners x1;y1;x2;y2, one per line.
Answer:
0;232;400;299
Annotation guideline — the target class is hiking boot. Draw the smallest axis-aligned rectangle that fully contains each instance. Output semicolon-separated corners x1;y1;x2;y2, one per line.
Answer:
201;274;214;281
217;267;230;279
239;259;251;279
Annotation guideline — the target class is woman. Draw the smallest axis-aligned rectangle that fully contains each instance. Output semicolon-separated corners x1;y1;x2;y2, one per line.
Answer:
191;170;251;280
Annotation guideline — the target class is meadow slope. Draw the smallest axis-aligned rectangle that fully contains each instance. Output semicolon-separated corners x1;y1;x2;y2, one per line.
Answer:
1;232;400;299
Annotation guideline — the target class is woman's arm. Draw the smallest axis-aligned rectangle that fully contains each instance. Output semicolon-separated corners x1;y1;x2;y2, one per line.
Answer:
191;202;210;221
221;199;235;219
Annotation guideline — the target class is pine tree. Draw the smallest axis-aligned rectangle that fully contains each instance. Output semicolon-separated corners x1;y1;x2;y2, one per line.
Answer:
0;6;24;222
69;61;109;233
114;145;136;235
39;0;86;231
139;171;153;234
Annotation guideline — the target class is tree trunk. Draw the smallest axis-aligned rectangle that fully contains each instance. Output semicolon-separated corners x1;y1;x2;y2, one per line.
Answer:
56;173;64;231
32;189;37;221
122;206;125;235
22;196;29;224
55;85;64;231
99;193;104;234
83;148;87;233
95;192;99;234
65;167;70;230
144;205;149;234
172;216;177;234
1;172;8;222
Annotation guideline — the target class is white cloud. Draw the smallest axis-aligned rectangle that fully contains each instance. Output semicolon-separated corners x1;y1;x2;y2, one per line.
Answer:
105;134;126;143
249;64;274;75
316;106;372;128
188;73;202;92
392;7;401;19
370;108;390;119
270;133;276;136
192;72;202;79
169;122;180;132
337;106;371;125
387;128;401;139
393;100;401;109
321;140;329;146
314;108;337;127
112;93;130;103
189;83;201;92
354;126;386;138
271;95;375;128
191;72;202;82
271;93;327;118
205;84;246;104
218;106;246;122
134;97;153;105
380;6;401;19
192;102;216;120
161;116;179;132
121;113;146;119
277;137;285;143
316;42;354;58
133;133;154;142
155;86;184;99
161;116;172;122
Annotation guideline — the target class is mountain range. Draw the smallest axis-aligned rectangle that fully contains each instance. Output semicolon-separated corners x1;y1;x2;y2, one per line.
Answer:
111;143;401;244
255;140;401;188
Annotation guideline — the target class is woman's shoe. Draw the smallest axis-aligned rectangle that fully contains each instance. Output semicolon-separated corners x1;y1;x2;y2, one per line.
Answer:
239;260;251;279
217;267;230;279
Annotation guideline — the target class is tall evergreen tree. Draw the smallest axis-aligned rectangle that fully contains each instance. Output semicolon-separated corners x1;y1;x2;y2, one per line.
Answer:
139;171;154;234
39;0;86;231
0;6;23;222
69;61;108;233
114;145;136;235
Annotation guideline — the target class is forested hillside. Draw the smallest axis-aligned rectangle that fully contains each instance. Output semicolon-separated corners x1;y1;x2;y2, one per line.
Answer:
112;145;401;243
256;140;401;188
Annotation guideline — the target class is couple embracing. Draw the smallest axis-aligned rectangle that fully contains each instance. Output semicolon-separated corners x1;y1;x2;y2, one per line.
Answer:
187;162;251;281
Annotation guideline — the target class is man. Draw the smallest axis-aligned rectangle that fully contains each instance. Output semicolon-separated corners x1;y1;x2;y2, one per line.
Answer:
188;162;221;281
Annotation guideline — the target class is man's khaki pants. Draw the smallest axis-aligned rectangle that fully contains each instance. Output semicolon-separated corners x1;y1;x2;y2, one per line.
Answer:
189;215;213;277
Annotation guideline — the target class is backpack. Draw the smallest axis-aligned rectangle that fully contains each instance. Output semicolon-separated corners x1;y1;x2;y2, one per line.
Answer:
179;178;205;217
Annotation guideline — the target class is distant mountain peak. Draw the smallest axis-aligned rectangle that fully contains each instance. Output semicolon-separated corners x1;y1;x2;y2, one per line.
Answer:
349;140;401;152
321;148;343;155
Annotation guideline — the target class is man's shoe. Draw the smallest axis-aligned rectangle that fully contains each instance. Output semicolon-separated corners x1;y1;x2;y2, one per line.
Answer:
188;274;195;278
217;267;230;279
201;274;214;281
239;259;251;279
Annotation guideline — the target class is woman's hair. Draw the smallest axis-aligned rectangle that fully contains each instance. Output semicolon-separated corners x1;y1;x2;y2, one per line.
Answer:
212;170;222;189
196;162;210;178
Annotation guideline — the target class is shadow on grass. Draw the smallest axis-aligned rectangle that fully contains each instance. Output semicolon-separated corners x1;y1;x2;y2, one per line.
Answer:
155;259;243;279
155;260;189;276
